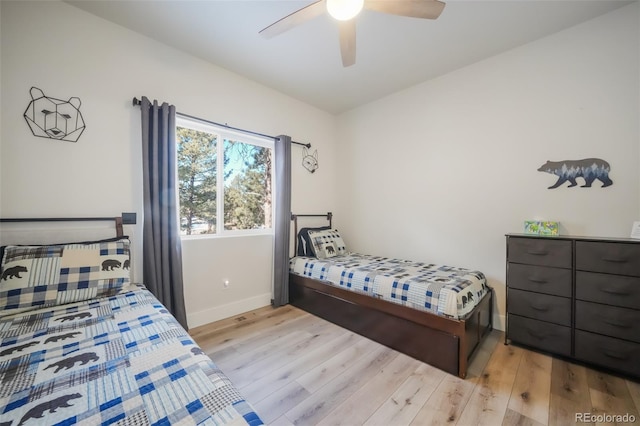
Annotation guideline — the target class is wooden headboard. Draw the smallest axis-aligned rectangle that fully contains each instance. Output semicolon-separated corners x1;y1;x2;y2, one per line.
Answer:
0;216;125;246
291;212;332;256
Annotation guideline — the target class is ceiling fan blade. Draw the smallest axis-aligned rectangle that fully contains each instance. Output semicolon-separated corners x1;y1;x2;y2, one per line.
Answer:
364;0;445;20
338;19;356;67
259;0;326;39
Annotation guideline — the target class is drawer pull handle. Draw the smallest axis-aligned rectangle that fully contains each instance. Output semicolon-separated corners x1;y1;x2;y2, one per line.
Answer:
600;287;631;296
529;303;549;312
601;257;628;263
602;349;629;360
526;329;546;339
527;250;549;256
527;277;548;284
602;318;631;329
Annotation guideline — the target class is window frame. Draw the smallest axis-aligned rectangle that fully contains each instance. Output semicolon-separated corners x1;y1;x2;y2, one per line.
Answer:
176;115;275;239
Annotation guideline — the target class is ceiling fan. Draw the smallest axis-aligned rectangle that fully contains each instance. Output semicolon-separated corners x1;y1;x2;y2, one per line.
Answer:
259;0;446;67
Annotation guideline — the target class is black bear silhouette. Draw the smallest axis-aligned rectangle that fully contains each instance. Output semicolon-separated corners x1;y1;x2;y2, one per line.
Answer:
191;347;205;356
18;393;82;426
101;259;121;271
44;332;82;344
1;265;28;280
123;259;130;270
55;312;91;322
44;352;99;373
0;341;39;356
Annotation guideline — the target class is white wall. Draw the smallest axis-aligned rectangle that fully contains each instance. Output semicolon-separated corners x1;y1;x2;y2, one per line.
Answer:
336;3;640;330
0;1;338;328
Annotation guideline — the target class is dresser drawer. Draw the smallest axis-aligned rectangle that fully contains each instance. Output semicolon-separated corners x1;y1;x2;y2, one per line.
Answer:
507;263;571;297
508;238;571;268
575;330;640;377
576;271;640;309
576;241;640;276
508;314;571;356
576;300;640;343
507;288;571;326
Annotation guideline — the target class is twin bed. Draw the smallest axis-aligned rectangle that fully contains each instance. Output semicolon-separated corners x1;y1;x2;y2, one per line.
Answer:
288;213;493;379
0;216;262;426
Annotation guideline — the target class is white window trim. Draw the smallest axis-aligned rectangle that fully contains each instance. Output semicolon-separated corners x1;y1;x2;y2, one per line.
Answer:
176;115;275;239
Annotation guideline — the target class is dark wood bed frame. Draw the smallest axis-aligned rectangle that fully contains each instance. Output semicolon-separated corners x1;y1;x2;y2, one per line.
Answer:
289;213;493;379
0;216;124;237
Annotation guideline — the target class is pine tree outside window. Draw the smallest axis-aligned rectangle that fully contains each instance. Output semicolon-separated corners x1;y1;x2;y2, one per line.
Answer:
176;116;274;236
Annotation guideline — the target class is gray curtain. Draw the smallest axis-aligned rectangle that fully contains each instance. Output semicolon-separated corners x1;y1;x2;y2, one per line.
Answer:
140;96;188;329
272;135;292;307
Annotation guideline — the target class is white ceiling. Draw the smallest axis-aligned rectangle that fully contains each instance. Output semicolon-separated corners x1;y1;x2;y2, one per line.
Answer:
66;0;633;114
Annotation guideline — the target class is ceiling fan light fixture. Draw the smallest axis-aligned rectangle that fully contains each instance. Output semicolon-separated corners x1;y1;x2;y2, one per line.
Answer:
326;0;364;21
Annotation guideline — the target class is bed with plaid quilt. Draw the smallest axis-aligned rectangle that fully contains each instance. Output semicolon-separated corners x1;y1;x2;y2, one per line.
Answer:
290;253;490;319
0;284;262;426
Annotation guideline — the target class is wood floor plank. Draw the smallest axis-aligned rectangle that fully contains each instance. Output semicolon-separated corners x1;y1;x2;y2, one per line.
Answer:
223;320;347;389
285;346;398;425
189;304;298;341
466;330;502;381
269;415;296;426
363;363;445;426
190;305;306;353
240;331;361;404
457;340;524;425
507;351;552;425
586;369;640;421
213;329;311;371
190;306;640;426
317;353;422;426
296;336;383;394
410;373;475;425
502;408;546;426
208;313;321;363
548;358;592;426
252;381;312;424
628;381;640;414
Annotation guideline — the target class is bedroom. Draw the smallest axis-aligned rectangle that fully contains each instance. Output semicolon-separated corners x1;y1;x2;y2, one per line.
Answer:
1;0;639;424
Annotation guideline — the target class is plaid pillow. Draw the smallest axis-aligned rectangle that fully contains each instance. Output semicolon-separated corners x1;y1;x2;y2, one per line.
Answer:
297;226;331;256
307;229;347;258
0;238;130;312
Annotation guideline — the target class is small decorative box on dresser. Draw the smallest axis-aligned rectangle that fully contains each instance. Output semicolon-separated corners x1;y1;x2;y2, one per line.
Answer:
506;234;640;379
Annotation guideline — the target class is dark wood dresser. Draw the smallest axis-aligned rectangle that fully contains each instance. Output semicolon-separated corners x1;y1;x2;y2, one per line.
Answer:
506;233;640;379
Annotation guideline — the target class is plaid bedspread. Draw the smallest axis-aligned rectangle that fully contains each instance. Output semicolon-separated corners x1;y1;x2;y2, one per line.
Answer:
290;253;489;319
0;284;262;426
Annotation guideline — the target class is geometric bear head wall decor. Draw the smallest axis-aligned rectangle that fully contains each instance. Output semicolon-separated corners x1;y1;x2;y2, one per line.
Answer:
23;87;85;142
302;147;319;173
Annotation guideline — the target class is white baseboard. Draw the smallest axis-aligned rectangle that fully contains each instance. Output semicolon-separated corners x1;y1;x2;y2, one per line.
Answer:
187;293;272;329
494;313;506;331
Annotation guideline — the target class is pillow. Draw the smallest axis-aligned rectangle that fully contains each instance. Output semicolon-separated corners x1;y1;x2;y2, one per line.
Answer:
307;229;347;259
0;238;130;312
297;226;331;257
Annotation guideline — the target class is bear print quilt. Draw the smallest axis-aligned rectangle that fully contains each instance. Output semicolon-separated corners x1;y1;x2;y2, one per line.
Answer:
290;253;490;319
0;284;263;425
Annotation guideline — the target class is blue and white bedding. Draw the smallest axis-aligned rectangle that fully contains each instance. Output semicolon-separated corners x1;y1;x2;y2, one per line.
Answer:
0;285;262;426
0;284;263;425
290;253;490;319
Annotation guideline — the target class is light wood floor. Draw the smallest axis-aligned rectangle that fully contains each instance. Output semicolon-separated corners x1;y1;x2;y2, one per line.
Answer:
189;305;640;426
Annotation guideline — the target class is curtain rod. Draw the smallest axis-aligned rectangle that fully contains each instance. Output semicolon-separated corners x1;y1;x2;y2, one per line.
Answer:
132;97;311;148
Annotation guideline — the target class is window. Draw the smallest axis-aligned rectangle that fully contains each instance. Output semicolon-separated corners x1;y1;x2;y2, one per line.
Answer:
176;116;274;236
